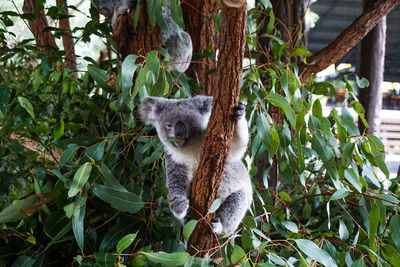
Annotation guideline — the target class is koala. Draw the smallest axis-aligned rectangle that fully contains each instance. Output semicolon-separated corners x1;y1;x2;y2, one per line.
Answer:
140;95;253;237
91;0;192;73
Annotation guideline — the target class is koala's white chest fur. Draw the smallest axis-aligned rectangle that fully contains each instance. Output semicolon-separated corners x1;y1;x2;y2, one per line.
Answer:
165;144;201;181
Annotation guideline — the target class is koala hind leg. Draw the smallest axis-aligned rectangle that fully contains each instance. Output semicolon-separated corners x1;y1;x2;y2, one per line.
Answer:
211;190;248;236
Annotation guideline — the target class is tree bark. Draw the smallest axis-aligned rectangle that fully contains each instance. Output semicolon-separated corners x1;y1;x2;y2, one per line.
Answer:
182;0;218;95
358;0;386;135
187;2;247;257
269;0;305;63
56;0;77;72
23;0;57;53
113;2;161;61
300;0;399;82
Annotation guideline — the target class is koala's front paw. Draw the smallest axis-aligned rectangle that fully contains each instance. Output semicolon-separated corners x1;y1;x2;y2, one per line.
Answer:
170;197;189;221
183;213;192;224
211;217;223;236
233;105;245;120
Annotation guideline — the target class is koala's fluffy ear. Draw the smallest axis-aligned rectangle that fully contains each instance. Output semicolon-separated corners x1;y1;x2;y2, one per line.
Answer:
193;95;213;114
139;97;163;125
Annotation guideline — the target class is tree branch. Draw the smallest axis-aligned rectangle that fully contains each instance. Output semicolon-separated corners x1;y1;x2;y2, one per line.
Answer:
300;0;400;82
23;0;57;53
187;2;247;256
113;3;161;61
56;0;77;72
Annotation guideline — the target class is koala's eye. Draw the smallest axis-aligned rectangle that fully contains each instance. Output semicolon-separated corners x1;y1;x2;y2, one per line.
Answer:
166;123;172;129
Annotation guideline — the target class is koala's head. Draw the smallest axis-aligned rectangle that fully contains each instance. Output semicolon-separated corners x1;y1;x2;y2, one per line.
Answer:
140;96;212;149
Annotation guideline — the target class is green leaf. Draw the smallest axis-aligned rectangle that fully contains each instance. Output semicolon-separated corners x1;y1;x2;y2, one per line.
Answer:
146;0;156;26
99;219;138;252
341;108;359;136
18;96;35;119
338;220;349;241
92;184;144;213
133;1;140;28
10;255;37;267
312;99;322;118
230;245;246;264
330;188;349;201
389;214;400;251
0;84;11;113
100;163;128;192
356;76;369;88
170;0;184;28
88;65;112;91
351;259;364;267
142;251;189;267
260;0;272;8
183;220;197;240
146;50;160;74
208;198;222;214
351;100;368;129
242;216;257;228
54;119;64;140
282;221;298;233
94;252;117;267
311;82;336;96
60;144;79;165
266;9;274;33
369;201;379;248
121;54;138;91
0;195;37;223
45;221;72;251
344;168;362;193
68;162;92;198
292;45;312;57
117;233;137;255
279;191;292;202
85;141;105;161
44;212;70;238
266;93;296;127
295;239;337;267
72;202;85;251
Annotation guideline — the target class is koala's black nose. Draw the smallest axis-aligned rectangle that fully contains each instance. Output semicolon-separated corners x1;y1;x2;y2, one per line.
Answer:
174;121;187;139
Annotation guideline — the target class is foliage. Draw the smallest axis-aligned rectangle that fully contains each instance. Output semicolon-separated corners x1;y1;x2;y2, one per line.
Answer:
0;0;399;266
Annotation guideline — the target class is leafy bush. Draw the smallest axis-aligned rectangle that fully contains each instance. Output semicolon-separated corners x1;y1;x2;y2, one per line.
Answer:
0;1;399;266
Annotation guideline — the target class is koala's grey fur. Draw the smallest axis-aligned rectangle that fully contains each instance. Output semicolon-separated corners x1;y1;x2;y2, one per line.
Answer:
92;0;192;73
140;95;252;236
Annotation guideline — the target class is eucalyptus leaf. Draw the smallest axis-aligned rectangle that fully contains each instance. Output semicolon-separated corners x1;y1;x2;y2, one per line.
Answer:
295;239;337;267
92;184;144;213
68;163;92;198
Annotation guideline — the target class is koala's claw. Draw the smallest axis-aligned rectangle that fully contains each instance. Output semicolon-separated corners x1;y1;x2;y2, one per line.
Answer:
170;197;189;221
211;217;223;235
233;105;245;120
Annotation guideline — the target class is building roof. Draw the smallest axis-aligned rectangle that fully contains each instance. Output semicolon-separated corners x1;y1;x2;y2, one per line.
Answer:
308;0;400;82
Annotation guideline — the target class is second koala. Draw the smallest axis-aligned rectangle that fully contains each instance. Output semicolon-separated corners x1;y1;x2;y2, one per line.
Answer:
140;95;252;236
92;0;192;73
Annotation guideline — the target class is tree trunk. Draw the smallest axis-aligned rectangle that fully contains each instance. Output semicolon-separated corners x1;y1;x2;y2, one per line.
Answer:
269;0;305;63
113;2;161;61
182;0;218;95
358;0;386;135
56;0;77;72
255;0;305;189
187;2;247;257
23;0;57;54
300;0;398;82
